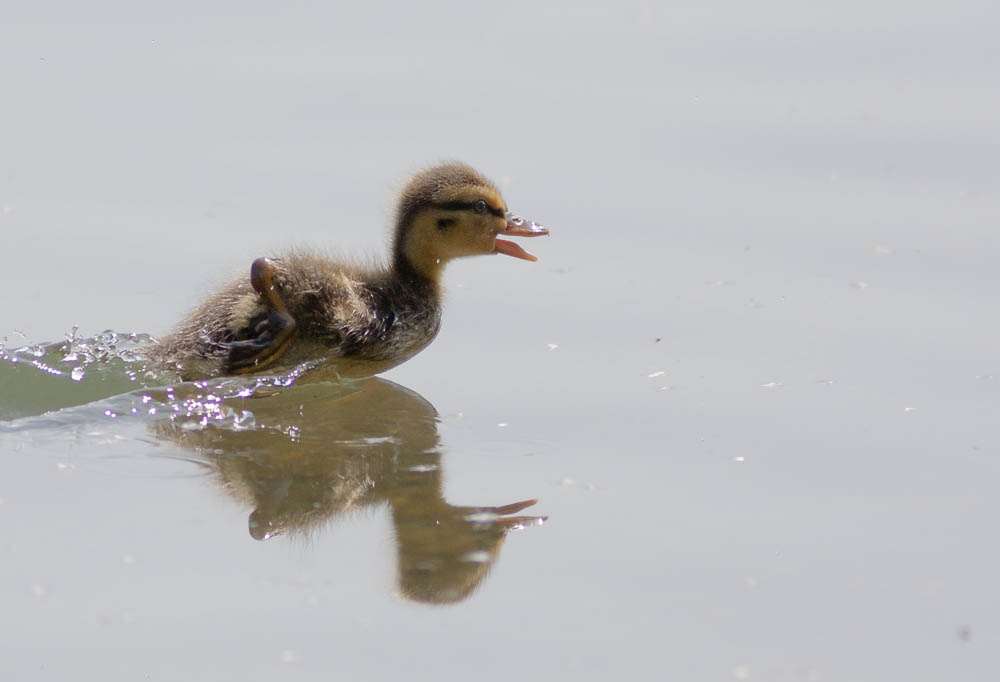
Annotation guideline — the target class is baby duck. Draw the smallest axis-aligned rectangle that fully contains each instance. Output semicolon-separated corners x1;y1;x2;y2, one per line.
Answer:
149;163;548;378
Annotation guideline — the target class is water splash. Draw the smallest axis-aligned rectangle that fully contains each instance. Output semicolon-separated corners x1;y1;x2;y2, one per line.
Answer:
0;328;325;423
0;329;169;421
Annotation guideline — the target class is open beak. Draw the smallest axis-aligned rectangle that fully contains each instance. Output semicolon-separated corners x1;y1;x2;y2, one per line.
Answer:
494;211;550;262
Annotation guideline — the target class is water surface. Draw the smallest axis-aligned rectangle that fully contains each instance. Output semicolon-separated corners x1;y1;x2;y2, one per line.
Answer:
2;1;999;680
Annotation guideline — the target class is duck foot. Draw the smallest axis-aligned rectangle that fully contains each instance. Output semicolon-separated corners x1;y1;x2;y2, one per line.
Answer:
225;257;298;374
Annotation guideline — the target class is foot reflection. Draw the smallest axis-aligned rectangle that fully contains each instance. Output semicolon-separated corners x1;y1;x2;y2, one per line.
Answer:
151;377;546;604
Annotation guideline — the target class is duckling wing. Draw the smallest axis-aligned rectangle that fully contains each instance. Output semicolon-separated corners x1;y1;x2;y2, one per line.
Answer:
295;282;396;357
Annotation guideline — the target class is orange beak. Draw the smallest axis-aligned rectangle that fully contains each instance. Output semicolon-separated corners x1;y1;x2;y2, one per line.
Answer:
494;212;550;262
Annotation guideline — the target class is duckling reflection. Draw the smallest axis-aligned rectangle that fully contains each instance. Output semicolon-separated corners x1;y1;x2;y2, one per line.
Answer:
151;377;545;604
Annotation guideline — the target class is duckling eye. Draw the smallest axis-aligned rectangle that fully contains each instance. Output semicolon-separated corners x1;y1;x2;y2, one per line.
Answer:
474;199;487;215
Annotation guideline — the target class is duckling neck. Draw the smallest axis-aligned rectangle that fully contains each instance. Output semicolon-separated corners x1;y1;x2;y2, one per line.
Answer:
392;229;446;288
389;249;443;296
378;252;444;363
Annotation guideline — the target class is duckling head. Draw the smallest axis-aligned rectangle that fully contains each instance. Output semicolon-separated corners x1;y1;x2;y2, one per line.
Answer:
393;162;548;282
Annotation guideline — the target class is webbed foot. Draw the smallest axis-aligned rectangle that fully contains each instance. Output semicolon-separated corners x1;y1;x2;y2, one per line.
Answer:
225;258;298;374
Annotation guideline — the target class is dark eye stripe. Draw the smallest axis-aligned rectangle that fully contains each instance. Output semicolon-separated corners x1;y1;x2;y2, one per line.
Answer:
434;200;505;218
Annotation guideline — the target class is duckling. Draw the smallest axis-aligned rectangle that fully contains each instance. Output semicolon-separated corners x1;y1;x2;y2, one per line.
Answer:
148;163;548;378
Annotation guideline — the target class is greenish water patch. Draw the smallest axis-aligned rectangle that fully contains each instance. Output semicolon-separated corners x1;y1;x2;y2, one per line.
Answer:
0;328;334;423
0;329;175;420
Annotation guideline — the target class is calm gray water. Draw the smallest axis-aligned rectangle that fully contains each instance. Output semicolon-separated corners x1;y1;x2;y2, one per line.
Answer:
2;1;999;680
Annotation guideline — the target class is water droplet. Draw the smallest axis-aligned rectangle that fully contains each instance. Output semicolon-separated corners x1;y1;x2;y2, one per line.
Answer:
460;550;491;563
504;211;547;234
464;512;499;523
70;366;85;382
